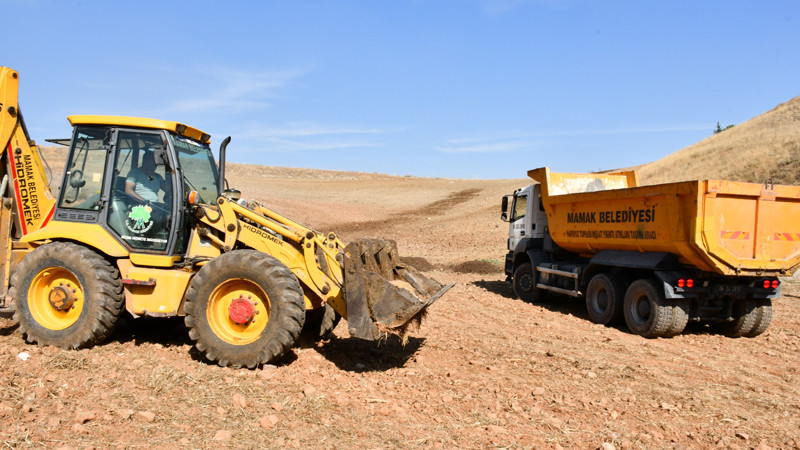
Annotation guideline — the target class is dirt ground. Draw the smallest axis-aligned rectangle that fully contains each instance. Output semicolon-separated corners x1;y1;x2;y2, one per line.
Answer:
1;162;799;449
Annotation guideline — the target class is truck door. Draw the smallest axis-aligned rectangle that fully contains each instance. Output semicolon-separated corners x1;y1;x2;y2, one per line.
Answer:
106;129;177;253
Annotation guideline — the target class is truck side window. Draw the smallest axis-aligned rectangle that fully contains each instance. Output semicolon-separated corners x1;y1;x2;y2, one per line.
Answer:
511;195;527;222
59;127;110;211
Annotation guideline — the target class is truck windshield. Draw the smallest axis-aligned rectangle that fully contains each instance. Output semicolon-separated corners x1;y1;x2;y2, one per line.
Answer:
171;134;219;204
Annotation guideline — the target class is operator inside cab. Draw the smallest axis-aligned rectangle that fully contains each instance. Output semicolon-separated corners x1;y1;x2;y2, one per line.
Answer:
125;151;166;204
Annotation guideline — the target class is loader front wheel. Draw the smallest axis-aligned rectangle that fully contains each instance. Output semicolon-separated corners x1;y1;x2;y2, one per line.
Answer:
184;251;305;368
10;242;124;349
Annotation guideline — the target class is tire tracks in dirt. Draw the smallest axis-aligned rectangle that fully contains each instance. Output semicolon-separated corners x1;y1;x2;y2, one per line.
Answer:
325;188;482;236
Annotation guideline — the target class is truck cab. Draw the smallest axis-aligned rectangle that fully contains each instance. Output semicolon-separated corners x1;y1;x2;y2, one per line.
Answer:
501;184;549;278
501;184;547;251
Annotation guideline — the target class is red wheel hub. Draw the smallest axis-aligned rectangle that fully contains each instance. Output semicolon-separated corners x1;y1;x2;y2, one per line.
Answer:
228;297;254;324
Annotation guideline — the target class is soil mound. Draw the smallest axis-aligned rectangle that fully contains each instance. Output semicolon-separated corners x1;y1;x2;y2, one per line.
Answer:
451;260;503;274
401;256;436;271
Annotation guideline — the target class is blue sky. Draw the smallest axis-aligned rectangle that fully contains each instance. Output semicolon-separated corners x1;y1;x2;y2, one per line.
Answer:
4;0;798;178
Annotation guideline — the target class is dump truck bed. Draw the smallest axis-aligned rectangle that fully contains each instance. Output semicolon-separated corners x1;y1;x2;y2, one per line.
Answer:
528;167;800;276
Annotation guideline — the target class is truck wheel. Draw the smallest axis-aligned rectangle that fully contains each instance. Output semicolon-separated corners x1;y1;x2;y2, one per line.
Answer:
300;304;341;341
665;299;690;337
585;273;625;326
721;298;772;338
745;299;772;337
623;279;673;338
184;250;305;368
513;263;546;303
10;242;124;349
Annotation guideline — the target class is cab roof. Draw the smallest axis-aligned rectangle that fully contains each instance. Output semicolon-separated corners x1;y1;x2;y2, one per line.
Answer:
67;115;211;144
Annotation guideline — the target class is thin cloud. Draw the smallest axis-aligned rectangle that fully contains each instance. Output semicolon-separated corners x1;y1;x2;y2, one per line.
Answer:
437;141;528;154
240;122;389;139
440;123;709;154
164;67;309;115
233;121;390;152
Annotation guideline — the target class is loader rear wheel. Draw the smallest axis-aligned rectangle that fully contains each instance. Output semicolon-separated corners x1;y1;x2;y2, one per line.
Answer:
513;263;546;303
586;273;625;326
623;279;673;338
184;251;305;368
10;242;124;349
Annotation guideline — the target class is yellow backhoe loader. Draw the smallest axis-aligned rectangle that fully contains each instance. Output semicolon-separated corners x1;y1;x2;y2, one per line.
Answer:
0;67;452;368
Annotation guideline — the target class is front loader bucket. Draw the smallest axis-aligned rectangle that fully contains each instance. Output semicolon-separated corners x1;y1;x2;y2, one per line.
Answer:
343;239;453;340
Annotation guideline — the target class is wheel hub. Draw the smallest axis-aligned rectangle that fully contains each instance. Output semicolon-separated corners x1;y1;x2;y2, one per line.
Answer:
48;284;77;311
636;297;651;319
228;297;254;324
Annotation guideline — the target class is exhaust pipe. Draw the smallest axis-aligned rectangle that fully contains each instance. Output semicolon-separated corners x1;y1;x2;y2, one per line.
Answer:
218;136;231;194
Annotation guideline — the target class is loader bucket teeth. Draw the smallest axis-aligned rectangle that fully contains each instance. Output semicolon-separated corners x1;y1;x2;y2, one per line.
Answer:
343;239;454;341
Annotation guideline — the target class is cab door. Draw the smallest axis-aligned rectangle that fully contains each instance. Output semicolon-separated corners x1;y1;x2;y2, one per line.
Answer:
105;129;178;254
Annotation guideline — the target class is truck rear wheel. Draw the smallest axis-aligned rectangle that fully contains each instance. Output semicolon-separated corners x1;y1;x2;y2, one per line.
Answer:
10;242;124;349
513;263;546;303
746;299;772;337
586;273;625;326
664;299;690;337
721;298;772;338
184;250;305;368
623;279;673;338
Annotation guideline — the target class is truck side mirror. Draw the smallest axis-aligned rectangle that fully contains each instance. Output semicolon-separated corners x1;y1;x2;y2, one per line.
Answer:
501;196;509;222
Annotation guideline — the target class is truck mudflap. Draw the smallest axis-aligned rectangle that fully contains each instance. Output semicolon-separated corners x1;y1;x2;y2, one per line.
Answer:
343;238;453;340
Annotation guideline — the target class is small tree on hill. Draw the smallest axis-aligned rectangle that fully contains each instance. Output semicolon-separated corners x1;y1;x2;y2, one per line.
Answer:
714;121;735;134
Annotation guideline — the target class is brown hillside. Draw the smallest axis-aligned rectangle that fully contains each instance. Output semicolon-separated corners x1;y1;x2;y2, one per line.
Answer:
639;95;800;186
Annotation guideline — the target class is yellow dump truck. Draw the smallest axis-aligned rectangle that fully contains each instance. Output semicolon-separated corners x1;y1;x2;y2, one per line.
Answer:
501;167;800;338
0;66;452;368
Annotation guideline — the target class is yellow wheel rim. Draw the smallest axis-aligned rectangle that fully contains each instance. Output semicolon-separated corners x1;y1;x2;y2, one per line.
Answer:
207;279;270;345
28;267;84;331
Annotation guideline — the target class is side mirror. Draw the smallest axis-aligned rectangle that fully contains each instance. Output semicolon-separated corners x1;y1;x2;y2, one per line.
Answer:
500;195;510;222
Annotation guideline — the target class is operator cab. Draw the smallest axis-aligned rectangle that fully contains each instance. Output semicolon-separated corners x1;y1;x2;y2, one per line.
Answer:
55;116;219;255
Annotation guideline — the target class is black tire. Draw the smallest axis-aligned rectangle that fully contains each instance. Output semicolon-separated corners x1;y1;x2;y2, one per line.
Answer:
300;304;341;341
513;263;546;303
664;299;690;337
184;250;305;368
585;273;626;326
623;279;673;338
10;242;124;349
721;298;772;338
745;299;772;337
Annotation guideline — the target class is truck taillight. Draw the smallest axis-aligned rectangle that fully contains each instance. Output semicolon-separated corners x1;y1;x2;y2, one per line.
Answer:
677;278;693;288
762;279;779;289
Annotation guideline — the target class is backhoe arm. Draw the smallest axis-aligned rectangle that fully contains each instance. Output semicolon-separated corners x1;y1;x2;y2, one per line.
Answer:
0;67;57;236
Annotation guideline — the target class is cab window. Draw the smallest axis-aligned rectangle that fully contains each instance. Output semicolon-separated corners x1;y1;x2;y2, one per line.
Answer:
59;127;110;211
